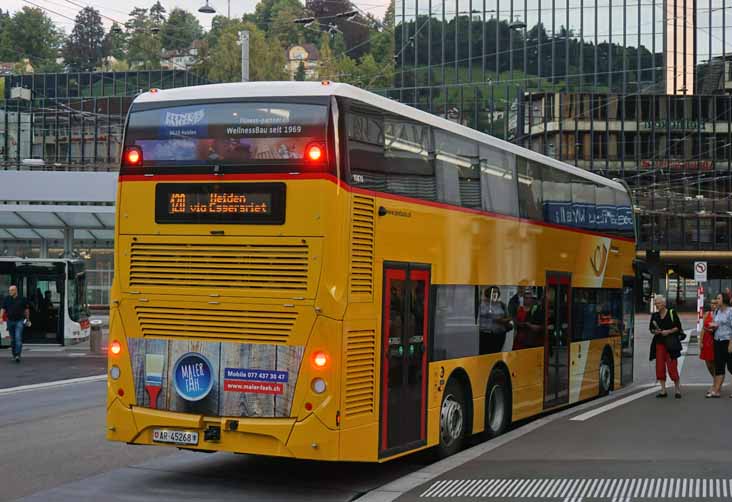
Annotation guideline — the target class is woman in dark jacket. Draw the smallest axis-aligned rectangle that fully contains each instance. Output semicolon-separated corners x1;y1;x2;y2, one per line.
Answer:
649;295;683;398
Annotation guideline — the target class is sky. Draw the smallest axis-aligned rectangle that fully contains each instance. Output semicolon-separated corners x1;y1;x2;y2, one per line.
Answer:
4;0;390;32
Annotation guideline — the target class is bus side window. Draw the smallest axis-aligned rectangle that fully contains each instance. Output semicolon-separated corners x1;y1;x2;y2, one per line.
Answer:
479;145;518;217
434;130;480;209
433;285;479;360
517;158;543;220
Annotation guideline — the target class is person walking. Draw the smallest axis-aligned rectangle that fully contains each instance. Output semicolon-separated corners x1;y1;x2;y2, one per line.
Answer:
0;285;31;363
706;292;732;398
649;295;683;398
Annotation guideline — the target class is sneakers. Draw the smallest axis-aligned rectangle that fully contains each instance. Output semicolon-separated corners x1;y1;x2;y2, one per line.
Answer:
14;356;20;363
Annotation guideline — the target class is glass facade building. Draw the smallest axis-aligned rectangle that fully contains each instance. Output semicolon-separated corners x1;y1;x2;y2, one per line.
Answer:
0;70;208;308
386;0;732;307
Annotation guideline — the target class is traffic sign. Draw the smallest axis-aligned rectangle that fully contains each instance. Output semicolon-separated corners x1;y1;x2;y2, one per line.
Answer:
694;261;707;282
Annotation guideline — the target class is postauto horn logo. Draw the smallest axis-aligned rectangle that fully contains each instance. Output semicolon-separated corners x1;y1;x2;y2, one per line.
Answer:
173;352;214;401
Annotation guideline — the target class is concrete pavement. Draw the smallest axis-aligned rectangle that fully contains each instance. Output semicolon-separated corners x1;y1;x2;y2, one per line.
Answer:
385;313;729;501
5;312;727;502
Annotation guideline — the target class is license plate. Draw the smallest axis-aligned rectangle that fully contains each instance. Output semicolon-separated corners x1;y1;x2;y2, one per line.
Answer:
152;429;199;445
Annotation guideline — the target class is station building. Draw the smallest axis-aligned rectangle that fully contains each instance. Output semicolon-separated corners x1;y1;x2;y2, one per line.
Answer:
0;70;208;307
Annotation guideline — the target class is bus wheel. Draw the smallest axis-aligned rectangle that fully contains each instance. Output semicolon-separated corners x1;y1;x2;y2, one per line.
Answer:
485;369;511;438
599;352;614;396
437;379;466;458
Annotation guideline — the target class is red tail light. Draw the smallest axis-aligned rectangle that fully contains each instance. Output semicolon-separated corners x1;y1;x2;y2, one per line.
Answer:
305;143;325;164
122;146;143;167
110;340;122;355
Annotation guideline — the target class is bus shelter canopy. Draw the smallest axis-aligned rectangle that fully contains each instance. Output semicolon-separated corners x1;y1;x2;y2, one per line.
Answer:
0;171;117;242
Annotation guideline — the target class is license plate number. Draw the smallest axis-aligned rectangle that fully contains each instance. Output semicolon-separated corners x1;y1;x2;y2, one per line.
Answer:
152;429;199;445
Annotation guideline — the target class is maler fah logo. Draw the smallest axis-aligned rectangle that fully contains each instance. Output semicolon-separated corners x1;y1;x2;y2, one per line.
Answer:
173;352;214;401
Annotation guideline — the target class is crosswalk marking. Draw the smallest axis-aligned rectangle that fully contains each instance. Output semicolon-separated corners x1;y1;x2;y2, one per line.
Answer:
418;478;732;498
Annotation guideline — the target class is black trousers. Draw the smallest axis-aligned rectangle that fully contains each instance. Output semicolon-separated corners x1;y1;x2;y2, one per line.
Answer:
480;331;506;354
712;339;732;376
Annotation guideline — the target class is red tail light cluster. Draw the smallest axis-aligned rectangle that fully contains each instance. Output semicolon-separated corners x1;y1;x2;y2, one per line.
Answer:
304;143;326;165
122;146;143;167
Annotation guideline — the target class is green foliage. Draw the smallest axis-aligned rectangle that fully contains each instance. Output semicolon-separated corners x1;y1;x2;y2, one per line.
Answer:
63;7;107;72
5;7;62;69
162;9;203;52
105;24;128;61
206;21;287;83
294;61;306;81
125;7;162;69
0;9;13;61
270;2;306;48
149;1;167;27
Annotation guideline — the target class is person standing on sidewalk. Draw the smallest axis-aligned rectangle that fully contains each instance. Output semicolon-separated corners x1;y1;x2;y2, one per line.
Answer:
649;295;683;398
706;292;732;398
700;298;718;387
0;285;30;363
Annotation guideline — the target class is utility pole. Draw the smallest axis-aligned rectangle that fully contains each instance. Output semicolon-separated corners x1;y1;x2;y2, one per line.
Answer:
240;30;249;82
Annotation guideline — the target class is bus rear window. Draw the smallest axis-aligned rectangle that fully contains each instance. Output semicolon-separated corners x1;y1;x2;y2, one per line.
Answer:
124;101;328;170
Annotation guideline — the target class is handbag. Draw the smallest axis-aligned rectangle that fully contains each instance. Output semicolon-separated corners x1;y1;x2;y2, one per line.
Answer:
664;332;683;353
669;309;686;341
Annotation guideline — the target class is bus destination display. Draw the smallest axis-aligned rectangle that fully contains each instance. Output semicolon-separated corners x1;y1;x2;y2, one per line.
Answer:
155;183;285;224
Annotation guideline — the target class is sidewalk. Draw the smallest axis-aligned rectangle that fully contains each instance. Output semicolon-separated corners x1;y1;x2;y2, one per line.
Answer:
373;313;725;501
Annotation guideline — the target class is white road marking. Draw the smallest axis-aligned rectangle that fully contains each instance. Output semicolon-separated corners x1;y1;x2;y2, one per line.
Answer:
418;478;732;498
0;374;106;395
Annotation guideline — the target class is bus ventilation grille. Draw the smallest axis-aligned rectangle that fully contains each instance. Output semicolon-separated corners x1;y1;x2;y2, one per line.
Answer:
129;242;309;293
343;330;376;419
134;305;296;344
349;196;375;301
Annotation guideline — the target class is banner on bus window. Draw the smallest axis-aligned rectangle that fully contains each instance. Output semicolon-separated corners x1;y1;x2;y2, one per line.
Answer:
543;201;633;232
127;338;304;418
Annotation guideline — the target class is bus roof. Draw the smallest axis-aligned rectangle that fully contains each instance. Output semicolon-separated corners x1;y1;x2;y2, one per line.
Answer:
133;81;627;193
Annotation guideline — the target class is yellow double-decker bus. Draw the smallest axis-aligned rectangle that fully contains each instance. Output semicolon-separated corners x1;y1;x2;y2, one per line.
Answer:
107;81;636;462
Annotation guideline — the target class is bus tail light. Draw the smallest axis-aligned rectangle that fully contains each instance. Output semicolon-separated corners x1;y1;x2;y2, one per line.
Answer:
305;143;325;164
110;340;122;355
122;146;143;167
312;351;329;369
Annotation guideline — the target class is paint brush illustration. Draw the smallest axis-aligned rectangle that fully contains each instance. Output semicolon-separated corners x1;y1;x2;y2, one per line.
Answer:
144;353;165;409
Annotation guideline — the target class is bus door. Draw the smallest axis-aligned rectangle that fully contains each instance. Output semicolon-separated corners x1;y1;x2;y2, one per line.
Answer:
380;263;430;457
544;272;571;408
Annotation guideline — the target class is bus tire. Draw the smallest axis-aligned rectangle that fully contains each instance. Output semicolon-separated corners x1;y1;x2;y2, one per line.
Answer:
436;378;467;458
599;350;614;396
484;368;511;438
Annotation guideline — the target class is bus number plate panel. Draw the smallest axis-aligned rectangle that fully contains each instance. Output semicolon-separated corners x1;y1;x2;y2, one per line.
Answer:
155;182;286;224
152;429;199;445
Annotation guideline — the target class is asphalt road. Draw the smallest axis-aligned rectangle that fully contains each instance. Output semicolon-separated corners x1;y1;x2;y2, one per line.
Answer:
3;313;710;502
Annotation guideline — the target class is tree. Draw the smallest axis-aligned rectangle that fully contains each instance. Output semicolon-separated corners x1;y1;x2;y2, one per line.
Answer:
104;23;128;61
7;7;62;69
271;2;306;48
207;22;287;82
306;0;370;57
63;7;107;71
149;1;167;27
318;32;336;80
294;61;306;81
125;7;161;69
0;9;13;61
162;8;203;52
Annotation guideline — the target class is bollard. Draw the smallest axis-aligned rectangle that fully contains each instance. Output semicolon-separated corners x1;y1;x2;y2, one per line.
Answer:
90;319;104;354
